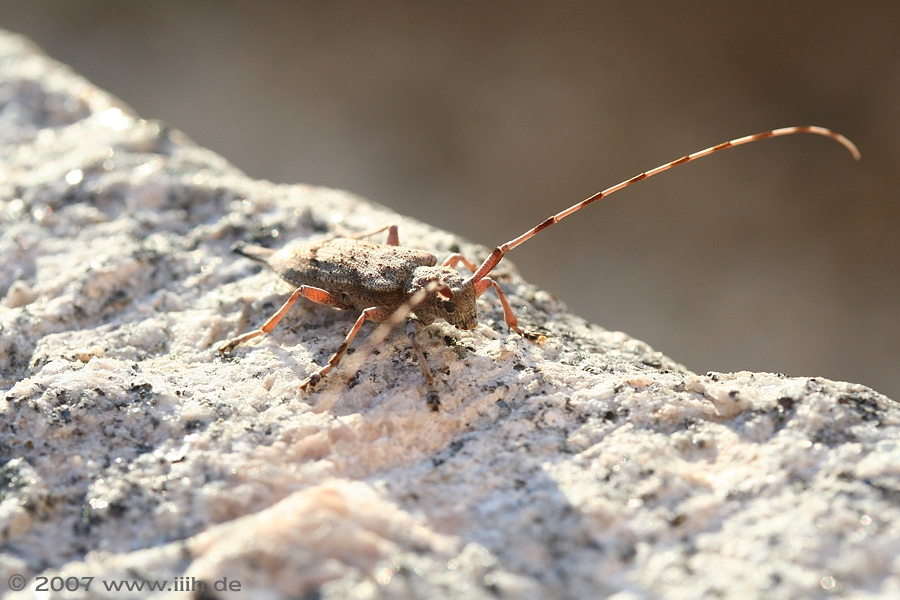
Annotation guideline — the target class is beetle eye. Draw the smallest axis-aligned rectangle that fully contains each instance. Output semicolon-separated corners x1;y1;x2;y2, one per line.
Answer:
442;300;456;313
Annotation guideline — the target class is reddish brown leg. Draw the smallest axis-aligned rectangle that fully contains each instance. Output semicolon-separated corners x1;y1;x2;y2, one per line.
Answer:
385;225;399;246
407;319;440;410
336;281;453;408
348;224;400;246
475;278;546;342
442;253;478;271
299;305;394;390
219;286;353;353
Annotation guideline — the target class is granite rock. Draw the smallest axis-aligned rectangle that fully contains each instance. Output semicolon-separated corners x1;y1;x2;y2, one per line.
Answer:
0;30;898;599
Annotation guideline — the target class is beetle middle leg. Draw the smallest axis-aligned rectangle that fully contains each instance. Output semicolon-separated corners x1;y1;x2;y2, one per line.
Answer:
299;304;395;390
305;281;451;406
219;286;354;354
406;318;440;410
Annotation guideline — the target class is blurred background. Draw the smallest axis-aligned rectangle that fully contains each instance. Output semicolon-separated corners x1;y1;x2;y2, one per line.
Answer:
1;1;897;398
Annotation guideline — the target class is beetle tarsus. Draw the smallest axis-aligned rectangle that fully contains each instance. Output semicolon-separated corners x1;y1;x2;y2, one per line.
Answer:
426;388;441;411
523;331;547;343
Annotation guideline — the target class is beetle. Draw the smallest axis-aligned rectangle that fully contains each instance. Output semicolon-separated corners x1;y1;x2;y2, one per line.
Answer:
219;126;859;409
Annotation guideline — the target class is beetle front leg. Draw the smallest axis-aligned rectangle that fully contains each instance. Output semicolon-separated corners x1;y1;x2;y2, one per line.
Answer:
474;277;546;342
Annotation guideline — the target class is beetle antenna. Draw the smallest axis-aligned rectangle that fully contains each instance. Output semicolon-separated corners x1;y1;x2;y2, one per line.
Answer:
467;126;859;284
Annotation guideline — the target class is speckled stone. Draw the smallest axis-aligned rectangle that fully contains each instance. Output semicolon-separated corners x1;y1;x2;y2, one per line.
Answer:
1;30;898;600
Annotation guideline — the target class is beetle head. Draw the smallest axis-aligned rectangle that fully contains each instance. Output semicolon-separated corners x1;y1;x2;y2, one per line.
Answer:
407;266;478;330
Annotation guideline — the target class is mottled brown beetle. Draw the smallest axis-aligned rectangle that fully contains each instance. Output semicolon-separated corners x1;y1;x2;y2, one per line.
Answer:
219;126;859;409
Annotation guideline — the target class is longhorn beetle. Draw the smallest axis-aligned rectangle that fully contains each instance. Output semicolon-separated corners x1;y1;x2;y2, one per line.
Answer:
219;126;859;410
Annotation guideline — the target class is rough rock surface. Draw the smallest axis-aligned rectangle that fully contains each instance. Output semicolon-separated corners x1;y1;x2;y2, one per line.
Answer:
1;30;898;600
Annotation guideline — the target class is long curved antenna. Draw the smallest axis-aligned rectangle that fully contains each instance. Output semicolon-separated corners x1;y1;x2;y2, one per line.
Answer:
467;126;860;284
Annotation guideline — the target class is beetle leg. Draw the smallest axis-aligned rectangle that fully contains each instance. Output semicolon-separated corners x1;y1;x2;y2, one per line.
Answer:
219;285;353;353
474;277;546;342
324;282;450;408
407;318;440;410
441;253;479;271
347;224;400;246
385;225;399;246
299;305;394;390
